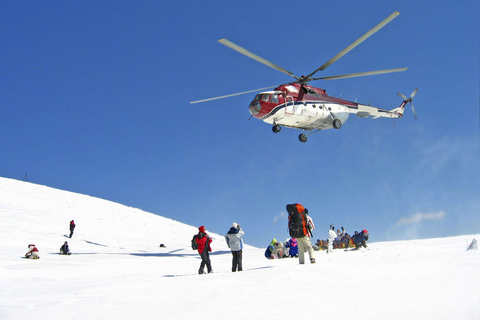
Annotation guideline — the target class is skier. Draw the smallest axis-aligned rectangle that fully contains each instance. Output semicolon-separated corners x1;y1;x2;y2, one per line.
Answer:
195;226;213;274
60;241;71;255
25;244;40;259
69;220;76;238
225;222;244;272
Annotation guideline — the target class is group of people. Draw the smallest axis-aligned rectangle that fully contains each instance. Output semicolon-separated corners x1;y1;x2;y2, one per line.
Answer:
26;208;369;273
24;220;75;259
264;238;299;259
192;222;245;274
264;204;317;264
314;226;370;251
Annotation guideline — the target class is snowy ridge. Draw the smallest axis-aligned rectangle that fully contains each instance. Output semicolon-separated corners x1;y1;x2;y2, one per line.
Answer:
1;177;479;320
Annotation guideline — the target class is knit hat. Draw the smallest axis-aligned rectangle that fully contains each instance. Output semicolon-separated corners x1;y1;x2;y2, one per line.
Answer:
199;226;206;233
231;222;238;228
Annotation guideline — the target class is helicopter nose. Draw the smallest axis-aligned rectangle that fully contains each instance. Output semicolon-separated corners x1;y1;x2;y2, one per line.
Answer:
249;101;261;116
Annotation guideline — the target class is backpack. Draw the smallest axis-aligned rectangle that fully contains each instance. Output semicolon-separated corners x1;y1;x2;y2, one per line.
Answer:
287;203;307;238
191;235;198;250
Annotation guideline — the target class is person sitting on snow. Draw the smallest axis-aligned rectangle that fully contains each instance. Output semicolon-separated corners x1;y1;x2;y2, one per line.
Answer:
341;233;352;248
60;241;71;255
353;230;369;249
272;241;284;259
25;244;40;259
265;239;277;259
283;240;290;257
314;239;327;250
285;238;298;257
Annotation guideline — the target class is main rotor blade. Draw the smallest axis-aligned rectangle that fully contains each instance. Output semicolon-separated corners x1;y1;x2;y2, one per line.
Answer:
312;67;408;81
190;85;277;104
411;101;417;120
397;92;409;100
218;39;299;80
410;88;418;98
306;11;400;79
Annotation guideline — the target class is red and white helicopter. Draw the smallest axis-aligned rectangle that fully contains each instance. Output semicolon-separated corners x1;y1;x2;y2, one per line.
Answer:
191;11;418;143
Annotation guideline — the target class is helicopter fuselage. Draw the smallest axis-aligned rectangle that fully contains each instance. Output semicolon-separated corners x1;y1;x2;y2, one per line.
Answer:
249;83;356;131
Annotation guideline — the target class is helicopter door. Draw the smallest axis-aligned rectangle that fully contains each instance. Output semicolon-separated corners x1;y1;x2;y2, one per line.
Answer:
285;96;294;115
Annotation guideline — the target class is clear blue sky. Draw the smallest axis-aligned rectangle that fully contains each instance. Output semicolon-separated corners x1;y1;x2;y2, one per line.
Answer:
1;1;479;247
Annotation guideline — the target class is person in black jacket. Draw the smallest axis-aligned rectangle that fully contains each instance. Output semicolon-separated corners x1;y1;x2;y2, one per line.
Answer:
60;241;71;255
353;230;369;249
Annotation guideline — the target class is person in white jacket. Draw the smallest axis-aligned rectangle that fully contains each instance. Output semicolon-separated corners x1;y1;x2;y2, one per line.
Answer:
25;244;40;259
225;222;245;272
297;210;315;264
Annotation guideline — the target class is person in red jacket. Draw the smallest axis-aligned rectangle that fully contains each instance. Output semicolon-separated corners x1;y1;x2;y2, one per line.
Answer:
25;244;40;259
195;226;213;274
69;220;76;238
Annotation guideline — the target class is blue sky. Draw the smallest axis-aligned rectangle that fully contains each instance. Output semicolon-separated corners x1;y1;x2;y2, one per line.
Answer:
1;1;479;247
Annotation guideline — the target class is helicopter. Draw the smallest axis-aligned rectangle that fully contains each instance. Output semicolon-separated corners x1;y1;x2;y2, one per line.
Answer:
191;11;418;143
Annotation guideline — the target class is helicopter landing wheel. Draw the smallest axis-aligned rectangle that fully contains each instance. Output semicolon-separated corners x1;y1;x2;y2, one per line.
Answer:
299;134;308;143
333;119;342;129
272;125;281;134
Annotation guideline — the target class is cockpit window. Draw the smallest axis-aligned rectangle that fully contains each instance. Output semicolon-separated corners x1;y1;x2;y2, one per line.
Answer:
254;94;263;101
262;94;270;102
270;94;278;103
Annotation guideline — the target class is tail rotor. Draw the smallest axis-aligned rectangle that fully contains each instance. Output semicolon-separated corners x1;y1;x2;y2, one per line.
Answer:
397;88;418;119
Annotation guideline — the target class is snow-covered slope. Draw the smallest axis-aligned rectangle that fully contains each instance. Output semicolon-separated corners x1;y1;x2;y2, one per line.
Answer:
1;177;479;320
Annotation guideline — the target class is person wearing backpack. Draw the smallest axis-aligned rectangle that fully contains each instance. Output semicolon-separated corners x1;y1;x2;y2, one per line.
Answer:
225;222;244;272
286;203;315;264
195;226;213;274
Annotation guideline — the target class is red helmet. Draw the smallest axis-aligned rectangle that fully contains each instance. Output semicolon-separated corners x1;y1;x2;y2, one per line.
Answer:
362;230;368;234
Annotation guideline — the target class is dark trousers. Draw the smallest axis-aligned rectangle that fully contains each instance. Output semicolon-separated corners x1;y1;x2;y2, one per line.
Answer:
231;250;243;272
69;229;74;238
199;250;212;274
355;241;367;249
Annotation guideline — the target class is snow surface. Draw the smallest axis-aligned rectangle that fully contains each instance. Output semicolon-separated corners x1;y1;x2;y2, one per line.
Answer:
1;177;479;320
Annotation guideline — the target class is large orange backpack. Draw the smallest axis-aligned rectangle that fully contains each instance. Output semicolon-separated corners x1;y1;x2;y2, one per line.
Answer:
286;203;307;238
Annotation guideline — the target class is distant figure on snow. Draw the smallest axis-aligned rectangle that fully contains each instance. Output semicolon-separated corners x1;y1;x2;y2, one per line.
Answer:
25;244;40;259
272;240;284;259
265;239;277;259
285;238;298;258
327;225;336;253
194;226;213;274
69;220;76;238
225;222;244;272
60;241;71;255
283;240;290;257
352;230;369;249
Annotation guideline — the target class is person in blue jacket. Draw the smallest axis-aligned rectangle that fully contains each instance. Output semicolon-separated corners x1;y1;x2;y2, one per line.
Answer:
265;239;277;259
225;222;245;272
286;238;299;257
353;230;369;249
